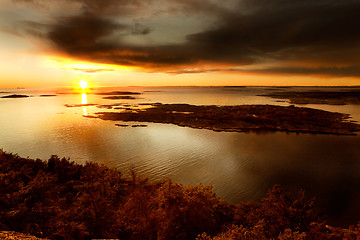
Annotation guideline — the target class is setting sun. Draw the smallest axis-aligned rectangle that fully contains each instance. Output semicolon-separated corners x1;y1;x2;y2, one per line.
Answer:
79;80;88;89
1;1;360;238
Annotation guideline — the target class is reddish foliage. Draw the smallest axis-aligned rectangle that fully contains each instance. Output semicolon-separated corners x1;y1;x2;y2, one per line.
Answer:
1;150;359;240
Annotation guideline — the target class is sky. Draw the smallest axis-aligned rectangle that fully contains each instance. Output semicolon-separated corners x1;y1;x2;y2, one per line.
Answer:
1;0;360;87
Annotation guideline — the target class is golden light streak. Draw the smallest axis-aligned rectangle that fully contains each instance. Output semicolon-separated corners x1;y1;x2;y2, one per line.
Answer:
81;93;88;116
48;56;136;74
81;93;88;104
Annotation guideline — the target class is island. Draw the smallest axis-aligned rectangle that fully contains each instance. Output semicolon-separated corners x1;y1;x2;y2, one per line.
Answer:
260;91;360;105
39;94;57;97
97;104;114;109
64;103;97;107
103;96;137;100
115;124;129;127
96;91;141;95
131;124;148;127
91;103;360;135
1;94;29;98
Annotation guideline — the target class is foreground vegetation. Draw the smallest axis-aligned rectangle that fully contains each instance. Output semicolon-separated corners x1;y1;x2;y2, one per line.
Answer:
0;150;359;239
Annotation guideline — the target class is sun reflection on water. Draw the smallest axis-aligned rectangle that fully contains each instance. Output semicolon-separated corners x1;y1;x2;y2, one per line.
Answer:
81;93;88;116
81;93;88;104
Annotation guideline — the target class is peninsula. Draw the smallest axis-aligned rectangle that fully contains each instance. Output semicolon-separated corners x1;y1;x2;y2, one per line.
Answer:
96;91;141;95
92;103;360;135
260;91;360;105
1;94;29;98
103;96;137;100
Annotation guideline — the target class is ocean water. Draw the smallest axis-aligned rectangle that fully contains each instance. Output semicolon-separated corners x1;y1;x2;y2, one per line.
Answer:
1;86;360;225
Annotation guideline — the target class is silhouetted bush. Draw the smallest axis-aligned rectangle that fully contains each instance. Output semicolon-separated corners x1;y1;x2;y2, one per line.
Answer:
119;181;234;240
1;149;359;240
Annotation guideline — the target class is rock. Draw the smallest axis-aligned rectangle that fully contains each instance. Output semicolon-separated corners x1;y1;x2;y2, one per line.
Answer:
1;94;29;98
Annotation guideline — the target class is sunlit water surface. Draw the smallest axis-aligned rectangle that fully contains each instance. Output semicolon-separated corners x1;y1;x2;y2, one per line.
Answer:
1;86;360;225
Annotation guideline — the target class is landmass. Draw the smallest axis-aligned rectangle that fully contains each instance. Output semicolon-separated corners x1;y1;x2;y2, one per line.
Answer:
265;88;281;91
1;94;29;98
97;104;115;109
39;94;57;97
222;86;247;91
260;91;360;105
94;91;142;100
115;123;147;127
96;91;141;95
103;96;137;100
115;124;129;127
64;103;97;107
92;103;360;135
131;124;148;127
1;150;359;240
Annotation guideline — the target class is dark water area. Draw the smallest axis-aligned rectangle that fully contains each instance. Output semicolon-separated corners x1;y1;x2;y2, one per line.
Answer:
0;86;360;226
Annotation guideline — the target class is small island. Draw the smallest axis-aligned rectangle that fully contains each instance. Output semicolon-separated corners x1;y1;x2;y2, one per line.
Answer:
115;124;129;127
131;124;148;127
95;91;141;100
1;94;29;98
64;103;97;107
96;91;141;95
103;96;137;100
39;94;57;97
260;91;360;105
92;103;360;135
97;104;114;109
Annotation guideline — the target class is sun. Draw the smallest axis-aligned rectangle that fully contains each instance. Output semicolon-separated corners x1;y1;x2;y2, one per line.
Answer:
79;80;88;89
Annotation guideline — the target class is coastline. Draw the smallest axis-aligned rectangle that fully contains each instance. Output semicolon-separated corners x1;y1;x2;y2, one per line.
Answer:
260;91;360;105
1;150;359;239
90;103;360;135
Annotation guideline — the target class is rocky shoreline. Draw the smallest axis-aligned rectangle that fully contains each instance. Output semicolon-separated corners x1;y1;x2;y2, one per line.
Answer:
91;103;360;135
1;94;29;98
260;91;360;105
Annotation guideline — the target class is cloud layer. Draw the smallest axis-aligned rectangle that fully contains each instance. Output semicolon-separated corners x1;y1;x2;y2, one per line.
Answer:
6;0;360;77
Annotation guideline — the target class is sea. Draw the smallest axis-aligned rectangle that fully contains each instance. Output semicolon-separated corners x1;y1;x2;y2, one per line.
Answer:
1;86;360;226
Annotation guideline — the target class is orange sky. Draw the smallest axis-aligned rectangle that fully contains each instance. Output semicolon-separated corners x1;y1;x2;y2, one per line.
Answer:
1;0;360;88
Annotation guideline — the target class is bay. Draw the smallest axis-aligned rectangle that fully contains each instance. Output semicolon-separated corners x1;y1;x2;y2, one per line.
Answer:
0;86;359;225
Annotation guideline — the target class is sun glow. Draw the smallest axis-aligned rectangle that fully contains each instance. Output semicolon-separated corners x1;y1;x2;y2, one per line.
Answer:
79;80;88;89
76;78;92;93
48;56;136;74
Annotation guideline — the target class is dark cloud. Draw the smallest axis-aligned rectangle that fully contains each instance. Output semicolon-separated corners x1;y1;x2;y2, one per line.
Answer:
48;14;129;54
188;1;360;58
166;68;222;75
13;0;147;15
131;22;151;35
10;0;360;77
76;0;131;13
236;66;360;78
167;65;360;78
